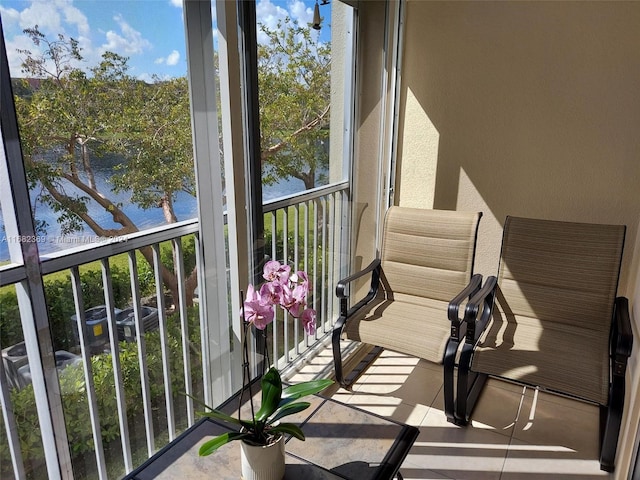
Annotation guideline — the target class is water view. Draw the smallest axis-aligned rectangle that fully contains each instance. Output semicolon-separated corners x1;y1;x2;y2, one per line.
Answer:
0;166;312;262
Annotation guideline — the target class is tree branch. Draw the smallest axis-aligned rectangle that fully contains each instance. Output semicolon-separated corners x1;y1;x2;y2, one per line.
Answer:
261;104;330;161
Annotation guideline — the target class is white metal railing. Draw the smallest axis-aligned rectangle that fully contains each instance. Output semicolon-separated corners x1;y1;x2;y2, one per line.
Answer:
263;181;349;370
0;182;349;480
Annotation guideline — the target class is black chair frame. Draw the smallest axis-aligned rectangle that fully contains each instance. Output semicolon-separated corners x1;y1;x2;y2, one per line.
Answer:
332;255;483;423
456;277;633;472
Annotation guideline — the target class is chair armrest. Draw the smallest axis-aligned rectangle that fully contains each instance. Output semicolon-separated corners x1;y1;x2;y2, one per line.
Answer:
447;274;482;340
611;296;633;377
463;276;498;344
335;258;381;319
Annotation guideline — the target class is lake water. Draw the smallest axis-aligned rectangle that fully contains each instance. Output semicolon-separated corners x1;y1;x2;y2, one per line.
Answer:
0;166;311;262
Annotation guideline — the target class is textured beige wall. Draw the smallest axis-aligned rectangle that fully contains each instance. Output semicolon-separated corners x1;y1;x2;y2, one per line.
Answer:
398;0;640;286
396;1;640;476
351;1;388;276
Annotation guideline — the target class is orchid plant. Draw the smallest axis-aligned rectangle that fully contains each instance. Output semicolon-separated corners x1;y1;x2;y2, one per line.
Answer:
243;260;317;336
198;261;333;455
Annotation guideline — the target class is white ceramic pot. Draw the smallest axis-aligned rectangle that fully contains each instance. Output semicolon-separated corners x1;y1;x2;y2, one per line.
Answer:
240;434;285;480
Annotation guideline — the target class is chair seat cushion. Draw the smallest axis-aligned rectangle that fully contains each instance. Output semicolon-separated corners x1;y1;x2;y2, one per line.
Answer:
471;314;610;405
343;294;452;365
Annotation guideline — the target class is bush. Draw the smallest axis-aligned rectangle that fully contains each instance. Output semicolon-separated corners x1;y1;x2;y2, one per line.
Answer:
0;307;202;479
0;265;133;351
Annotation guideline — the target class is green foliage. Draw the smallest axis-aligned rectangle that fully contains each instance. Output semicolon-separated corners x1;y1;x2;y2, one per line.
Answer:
0;307;202;479
258;17;331;190
0;290;22;348
0;266;132;351
15;26;195;238
198;367;332;455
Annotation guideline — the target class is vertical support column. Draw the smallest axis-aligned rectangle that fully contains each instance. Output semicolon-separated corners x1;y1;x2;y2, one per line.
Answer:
330;3;356;289
183;0;233;406
237;0;267;376
216;0;248;393
0;22;72;480
382;0;404;211
237;0;265;285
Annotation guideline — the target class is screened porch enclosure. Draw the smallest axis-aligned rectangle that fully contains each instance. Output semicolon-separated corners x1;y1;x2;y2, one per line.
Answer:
0;0;357;478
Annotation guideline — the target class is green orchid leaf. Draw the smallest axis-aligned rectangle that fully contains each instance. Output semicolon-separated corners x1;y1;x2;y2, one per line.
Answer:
200;410;256;432
281;379;333;401
255;367;283;422
270;401;310;423
199;432;249;456
270;423;306;441
200;409;242;426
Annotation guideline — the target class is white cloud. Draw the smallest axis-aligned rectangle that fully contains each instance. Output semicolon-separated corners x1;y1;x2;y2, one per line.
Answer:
61;3;90;37
166;50;180;66
289;0;313;25
169;0;183;8
255;0;316;44
0;7;21;25
256;0;289;43
102;14;152;56
0;0;92;76
5;0;90;38
4;34;38;75
154;50;180;67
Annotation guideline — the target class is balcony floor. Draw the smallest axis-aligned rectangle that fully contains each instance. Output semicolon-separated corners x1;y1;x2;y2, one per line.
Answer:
287;346;612;480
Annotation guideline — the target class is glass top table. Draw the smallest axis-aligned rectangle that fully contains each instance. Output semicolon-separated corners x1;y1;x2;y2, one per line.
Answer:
124;385;418;480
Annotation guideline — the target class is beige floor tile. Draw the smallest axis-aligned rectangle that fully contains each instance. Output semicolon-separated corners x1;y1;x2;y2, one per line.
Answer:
354;362;444;409
377;349;419;361
467;381;525;436
319;345;608;479
500;439;612;479
430;378;524;438
407;408;510;480
324;383;355;404
396;465;454;479
511;387;601;459
344;390;427;423
417;358;444;373
484;377;527;394
524;385;599;413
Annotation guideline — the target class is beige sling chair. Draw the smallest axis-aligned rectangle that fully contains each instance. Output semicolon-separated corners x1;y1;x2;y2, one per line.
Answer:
456;216;632;472
332;206;483;422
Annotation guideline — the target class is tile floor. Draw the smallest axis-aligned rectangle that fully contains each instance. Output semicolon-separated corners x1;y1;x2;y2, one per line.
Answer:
287;345;613;480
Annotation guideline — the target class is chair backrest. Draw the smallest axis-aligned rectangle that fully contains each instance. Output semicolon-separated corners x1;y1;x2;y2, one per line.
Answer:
499;216;625;333
486;216;626;404
380;207;481;302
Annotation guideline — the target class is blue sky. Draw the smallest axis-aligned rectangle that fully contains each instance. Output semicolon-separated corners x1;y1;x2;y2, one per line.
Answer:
0;0;330;81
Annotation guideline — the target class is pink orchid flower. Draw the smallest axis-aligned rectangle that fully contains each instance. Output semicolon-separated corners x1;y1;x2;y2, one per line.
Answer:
259;281;284;306
241;284;274;330
301;308;317;336
281;282;307;318
242;262;318;336
262;260;291;284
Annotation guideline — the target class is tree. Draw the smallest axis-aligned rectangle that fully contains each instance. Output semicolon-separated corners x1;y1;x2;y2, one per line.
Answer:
15;26;194;305
13;19;332;307
258;18;331;190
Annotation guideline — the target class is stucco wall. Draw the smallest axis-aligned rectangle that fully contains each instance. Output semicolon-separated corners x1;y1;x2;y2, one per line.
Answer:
395;1;640;476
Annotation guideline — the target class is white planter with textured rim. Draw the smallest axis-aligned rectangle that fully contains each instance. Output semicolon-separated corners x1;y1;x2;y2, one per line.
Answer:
240;434;285;480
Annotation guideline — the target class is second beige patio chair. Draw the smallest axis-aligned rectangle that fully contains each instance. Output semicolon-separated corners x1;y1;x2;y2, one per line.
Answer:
455;216;633;472
332;206;482;422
